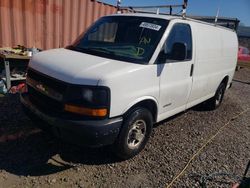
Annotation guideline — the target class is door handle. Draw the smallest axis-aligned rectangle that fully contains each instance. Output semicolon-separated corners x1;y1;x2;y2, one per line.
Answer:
190;64;194;77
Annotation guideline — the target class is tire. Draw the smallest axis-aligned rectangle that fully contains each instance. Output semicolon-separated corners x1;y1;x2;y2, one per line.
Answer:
205;82;226;110
114;107;153;160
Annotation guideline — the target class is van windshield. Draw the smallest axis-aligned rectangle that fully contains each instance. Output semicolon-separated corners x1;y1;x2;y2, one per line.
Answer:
70;16;169;64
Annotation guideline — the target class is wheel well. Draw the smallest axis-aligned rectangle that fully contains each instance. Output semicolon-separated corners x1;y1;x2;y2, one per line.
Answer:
221;76;229;86
125;100;158;123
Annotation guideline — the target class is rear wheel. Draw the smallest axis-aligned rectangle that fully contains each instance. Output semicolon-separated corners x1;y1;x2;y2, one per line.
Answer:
114;107;153;160
205;82;226;110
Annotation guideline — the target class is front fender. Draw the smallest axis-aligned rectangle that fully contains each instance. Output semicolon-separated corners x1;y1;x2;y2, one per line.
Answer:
122;96;159;115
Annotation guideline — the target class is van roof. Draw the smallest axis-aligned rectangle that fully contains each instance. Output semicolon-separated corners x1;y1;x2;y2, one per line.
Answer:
109;13;237;32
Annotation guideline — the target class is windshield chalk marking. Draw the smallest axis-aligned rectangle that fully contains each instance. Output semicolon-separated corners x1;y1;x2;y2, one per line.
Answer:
139;37;151;45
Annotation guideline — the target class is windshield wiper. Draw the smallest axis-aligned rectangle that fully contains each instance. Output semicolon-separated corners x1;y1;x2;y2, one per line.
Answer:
67;45;114;55
87;47;116;55
70;46;116;55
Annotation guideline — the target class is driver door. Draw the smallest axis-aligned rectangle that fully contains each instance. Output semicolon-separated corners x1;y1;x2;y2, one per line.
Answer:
157;23;194;121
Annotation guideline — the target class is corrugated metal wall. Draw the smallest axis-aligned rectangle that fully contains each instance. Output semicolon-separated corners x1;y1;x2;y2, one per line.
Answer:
0;0;117;50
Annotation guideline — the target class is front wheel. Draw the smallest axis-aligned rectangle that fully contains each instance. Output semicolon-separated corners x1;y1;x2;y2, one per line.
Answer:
114;107;153;160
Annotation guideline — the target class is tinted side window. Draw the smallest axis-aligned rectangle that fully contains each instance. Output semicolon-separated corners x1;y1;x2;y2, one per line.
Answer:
165;23;192;60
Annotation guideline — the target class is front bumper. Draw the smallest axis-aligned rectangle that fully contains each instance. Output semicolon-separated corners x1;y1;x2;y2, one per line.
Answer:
20;93;123;147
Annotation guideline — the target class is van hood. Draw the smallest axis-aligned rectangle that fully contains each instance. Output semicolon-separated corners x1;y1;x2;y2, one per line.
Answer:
29;48;140;85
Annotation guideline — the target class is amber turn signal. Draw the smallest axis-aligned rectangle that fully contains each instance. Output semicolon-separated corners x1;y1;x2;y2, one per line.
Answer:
64;104;107;117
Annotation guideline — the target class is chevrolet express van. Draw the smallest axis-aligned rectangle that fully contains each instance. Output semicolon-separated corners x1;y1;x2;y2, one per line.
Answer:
21;13;238;159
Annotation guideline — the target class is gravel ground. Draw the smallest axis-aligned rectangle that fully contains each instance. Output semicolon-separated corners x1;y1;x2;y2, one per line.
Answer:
0;68;249;188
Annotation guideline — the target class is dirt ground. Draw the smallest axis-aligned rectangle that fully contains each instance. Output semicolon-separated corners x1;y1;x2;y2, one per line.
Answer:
0;68;249;188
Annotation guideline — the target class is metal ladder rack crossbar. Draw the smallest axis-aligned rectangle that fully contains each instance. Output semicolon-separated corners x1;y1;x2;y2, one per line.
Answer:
121;4;184;15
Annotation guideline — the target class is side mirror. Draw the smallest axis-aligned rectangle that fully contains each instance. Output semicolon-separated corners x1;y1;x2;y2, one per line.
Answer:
171;42;187;61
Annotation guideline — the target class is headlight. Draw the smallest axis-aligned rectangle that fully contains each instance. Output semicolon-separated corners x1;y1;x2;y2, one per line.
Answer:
81;88;109;106
64;86;110;117
82;88;93;103
65;86;110;108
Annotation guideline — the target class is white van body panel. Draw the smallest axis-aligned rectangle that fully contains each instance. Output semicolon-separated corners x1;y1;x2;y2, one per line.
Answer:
30;48;160;119
186;22;238;109
28;13;238;123
156;19;194;122
29;48;142;86
98;65;159;118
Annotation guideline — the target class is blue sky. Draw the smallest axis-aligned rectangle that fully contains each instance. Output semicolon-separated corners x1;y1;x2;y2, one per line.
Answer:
101;0;250;26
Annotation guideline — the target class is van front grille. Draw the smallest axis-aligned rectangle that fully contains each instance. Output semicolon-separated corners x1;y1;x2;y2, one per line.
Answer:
26;68;102;120
27;69;66;93
27;69;66;116
28;86;63;116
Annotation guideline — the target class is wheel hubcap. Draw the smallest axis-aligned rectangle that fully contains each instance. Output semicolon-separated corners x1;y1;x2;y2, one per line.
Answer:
127;120;146;149
216;87;223;106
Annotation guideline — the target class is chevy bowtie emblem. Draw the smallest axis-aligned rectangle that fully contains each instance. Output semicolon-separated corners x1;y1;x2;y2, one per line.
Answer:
27;77;63;101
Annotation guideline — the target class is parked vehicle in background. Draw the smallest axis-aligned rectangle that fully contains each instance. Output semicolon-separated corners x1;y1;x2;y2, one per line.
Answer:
21;13;238;159
238;46;250;62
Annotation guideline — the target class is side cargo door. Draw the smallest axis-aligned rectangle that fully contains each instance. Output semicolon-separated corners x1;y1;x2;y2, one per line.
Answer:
156;22;194;121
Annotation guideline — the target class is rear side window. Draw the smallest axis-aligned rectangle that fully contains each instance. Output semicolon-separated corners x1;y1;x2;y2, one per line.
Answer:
165;23;193;60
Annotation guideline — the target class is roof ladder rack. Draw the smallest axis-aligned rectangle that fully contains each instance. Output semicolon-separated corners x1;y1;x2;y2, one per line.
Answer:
118;0;188;18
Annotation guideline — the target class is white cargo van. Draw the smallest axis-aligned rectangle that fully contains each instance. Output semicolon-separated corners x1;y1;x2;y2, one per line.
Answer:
21;13;238;159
